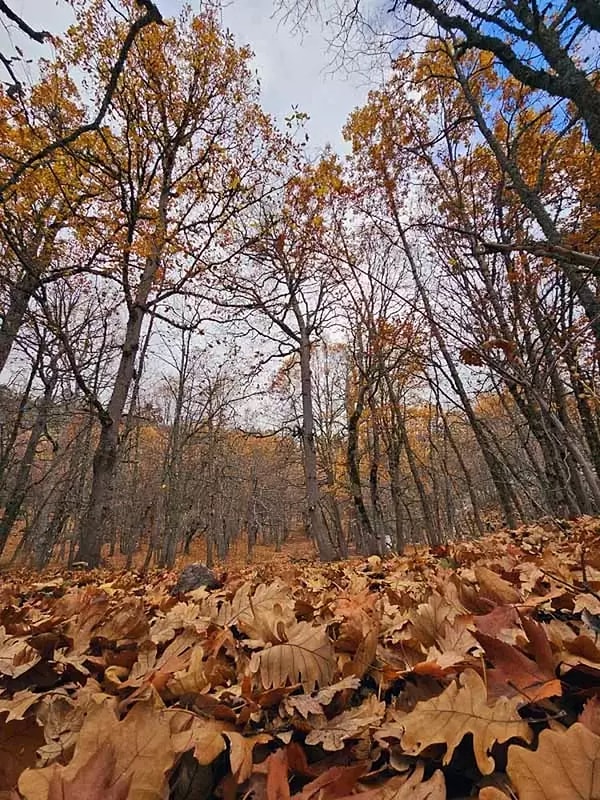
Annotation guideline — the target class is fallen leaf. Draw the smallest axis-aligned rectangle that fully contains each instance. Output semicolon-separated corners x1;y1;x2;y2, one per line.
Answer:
474;567;521;606
293;763;368;800
305;694;385;751
266;748;290;800
0;716;44;793
580;696;600;735
251;621;335;690
508;722;600;799
46;746;130;800
371;764;446;798
19;697;184;800
224;731;271;783
475;632;561;701
381;669;532;774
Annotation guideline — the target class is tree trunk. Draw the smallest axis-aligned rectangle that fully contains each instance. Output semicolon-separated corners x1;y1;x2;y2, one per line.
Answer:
298;326;336;561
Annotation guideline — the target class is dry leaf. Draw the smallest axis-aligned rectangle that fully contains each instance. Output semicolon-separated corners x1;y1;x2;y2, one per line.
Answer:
474;632;561;701
305;694;385;751
293;763;368;800
46;747;130;800
383;669;532;774
224;731;271;783
0;716;44;793
474;567;522;606
0;627;41;678
372;764;446;799
251;621;335;690
19;697;183;800
266;748;291;800
508;722;600;799
580;696;600;736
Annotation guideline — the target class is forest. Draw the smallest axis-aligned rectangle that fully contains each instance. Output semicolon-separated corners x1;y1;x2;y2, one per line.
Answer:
0;0;599;569
1;0;600;798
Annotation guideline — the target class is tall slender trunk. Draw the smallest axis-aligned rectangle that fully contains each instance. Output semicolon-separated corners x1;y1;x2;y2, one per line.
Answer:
297;325;336;561
78;173;172;566
0;362;57;555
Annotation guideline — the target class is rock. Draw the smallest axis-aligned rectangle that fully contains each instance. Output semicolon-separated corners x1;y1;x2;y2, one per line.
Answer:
170;563;221;594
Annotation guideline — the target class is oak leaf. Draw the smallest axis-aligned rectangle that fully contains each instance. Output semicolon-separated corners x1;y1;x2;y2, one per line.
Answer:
382;669;532;774
304;694;385;751
19;697;184;800
0;627;41;678
224;731;271;783
371;764;446;798
507;722;600;799
251;621;335;690
474;632;561;701
0;716;44;793
292;763;368;800
474;566;521;606
221;581;297;643
46;746;130;800
171;716;231;766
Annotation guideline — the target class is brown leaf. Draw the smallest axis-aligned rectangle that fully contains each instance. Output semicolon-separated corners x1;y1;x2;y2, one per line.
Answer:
19;697;184;800
0;716;44;793
382;668;532;775
46;746;130;800
508;722;600;799
293;764;368;800
478;789;512;799
224;731;271;783
0;627;41;678
474;631;561;701
580;696;600;735
474;566;521;605
474;606;520;640
304;694;385;751
251;621;335;690
370;764;446;799
519;612;556;675
171;716;232;766
0;690;42;722
266;749;291;800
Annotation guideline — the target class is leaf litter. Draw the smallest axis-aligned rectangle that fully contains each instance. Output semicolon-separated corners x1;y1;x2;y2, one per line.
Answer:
2;518;600;798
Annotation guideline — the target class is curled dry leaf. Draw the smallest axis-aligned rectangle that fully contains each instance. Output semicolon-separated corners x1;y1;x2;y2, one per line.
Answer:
474;632;561;702
0;716;44;793
251;621;335;691
217;581;296;642
474;566;522;606
304;694;385;751
381;669;532;775
0;627;41;678
19;697;187;800
224;731;271;783
372;763;446;799
507;722;600;800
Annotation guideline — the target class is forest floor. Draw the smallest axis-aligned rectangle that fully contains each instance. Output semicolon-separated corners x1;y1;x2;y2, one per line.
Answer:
2;518;600;799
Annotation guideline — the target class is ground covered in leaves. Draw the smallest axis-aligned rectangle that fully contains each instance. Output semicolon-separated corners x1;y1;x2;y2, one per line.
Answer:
3;520;600;799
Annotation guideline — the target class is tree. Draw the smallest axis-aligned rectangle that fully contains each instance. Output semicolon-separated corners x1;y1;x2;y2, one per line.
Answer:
215;156;350;561
40;2;292;566
277;0;600;151
0;0;163;194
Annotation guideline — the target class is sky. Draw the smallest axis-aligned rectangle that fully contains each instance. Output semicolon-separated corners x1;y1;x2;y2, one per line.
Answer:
0;0;374;153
